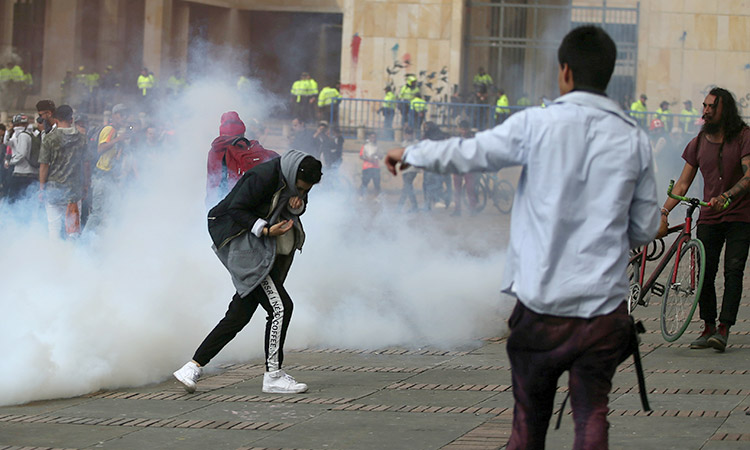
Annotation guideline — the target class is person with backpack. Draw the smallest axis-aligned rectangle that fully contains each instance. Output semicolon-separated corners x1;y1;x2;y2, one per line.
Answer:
174;150;323;395
7;114;40;203
206;111;279;208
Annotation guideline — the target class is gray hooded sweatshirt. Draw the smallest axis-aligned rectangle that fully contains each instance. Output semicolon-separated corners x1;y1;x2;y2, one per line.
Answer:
212;149;309;297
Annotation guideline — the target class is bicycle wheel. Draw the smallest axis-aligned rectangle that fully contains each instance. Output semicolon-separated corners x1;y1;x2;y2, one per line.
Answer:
470;176;488;212
626;256;641;313
661;238;705;342
493;179;515;214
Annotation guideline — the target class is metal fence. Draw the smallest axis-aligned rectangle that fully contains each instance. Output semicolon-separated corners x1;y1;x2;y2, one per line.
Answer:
327;98;717;140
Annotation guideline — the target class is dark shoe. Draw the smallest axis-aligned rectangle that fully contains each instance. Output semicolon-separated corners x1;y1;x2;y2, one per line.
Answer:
707;323;729;352
689;323;716;349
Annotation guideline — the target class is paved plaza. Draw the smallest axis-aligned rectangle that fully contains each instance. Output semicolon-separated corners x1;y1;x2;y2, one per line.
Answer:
1;247;749;450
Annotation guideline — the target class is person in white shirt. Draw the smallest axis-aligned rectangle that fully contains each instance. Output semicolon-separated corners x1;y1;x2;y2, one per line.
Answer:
385;26;659;449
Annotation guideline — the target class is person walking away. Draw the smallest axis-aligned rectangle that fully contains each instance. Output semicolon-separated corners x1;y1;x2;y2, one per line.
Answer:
38;105;87;239
173;151;322;394
359;131;381;197
657;87;750;353
397;126;419;212
385;26;659;449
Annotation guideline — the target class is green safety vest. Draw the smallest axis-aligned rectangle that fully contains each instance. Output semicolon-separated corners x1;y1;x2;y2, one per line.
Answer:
680;108;700;132
9;65;24;82
473;73;493;87
399;85;419;101
495;95;510;114
517;97;531;107
655;108;671;124
85;73;100;91
382;91;396;109
138;74;154;95
630;100;647;120
318;86;341;107
410;97;426;112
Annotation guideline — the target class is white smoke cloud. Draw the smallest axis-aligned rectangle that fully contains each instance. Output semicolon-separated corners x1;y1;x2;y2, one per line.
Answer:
0;77;512;406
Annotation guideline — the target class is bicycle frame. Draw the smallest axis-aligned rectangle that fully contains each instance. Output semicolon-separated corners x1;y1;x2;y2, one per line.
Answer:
630;180;714;306
631;203;697;303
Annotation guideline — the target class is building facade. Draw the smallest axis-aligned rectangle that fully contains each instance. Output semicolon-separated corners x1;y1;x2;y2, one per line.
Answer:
1;0;749;113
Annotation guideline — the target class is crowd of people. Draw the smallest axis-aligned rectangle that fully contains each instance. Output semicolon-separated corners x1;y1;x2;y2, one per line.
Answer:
2;26;749;449
0;99;172;239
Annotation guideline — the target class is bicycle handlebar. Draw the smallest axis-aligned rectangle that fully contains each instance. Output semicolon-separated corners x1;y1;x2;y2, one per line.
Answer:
667;179;730;209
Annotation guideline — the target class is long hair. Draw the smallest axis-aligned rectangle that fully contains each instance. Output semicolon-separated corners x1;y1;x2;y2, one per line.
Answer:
709;87;747;142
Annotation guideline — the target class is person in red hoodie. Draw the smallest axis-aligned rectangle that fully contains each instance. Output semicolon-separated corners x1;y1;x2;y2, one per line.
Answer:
206;111;278;208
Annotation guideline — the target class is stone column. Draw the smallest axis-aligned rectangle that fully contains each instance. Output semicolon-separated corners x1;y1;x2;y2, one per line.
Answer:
0;0;13;59
40;0;78;102
143;0;173;79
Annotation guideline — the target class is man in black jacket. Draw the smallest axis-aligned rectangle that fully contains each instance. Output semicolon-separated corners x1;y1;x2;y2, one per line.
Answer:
174;150;322;394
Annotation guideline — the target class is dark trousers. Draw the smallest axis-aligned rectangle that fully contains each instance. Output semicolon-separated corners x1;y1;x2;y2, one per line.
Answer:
397;171;418;211
193;269;293;372
360;168;381;194
506;301;631;450
8;174;38;204
697;222;750;326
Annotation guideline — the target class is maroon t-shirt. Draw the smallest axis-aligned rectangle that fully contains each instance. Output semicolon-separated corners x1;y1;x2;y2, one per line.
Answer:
682;127;750;224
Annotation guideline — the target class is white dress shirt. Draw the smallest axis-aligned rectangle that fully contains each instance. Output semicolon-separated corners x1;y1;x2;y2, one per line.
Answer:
404;91;660;318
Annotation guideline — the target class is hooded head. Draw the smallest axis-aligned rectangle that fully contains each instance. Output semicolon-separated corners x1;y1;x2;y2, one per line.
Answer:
219;111;246;137
280;150;322;197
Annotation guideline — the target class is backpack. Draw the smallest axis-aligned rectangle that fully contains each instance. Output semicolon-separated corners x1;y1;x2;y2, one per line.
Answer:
21;131;41;168
206;136;279;205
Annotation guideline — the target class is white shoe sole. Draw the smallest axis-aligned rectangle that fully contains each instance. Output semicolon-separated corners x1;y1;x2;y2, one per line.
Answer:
173;372;197;393
262;385;308;394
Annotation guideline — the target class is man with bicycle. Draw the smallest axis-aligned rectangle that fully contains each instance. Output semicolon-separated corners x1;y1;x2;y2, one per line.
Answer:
385;26;659;449
658;87;750;352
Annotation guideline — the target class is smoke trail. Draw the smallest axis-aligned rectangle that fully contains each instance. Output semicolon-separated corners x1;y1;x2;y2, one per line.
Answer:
0;78;512;406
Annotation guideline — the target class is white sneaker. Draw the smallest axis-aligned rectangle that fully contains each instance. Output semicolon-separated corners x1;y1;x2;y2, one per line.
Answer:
262;369;308;394
173;361;202;393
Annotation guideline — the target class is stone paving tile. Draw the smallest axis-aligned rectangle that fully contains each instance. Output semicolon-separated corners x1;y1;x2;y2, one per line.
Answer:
250;410;486;450
47;398;212;420
0;422;133;448
91;427;274;449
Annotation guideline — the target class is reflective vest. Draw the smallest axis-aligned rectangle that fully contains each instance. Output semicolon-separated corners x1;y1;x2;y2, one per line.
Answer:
318;86;341;107
495;95;510;115
473;73;493;87
382;91;396;109
85;73;100;92
655;107;671;125
23;72;32;86
517;96;531;107
138;74;155;96
291;79;319;101
410;97;426;113
9;65;24;82
680;107;700;132
0;67;10;82
630;100;647;120
399;84;419;101
169;76;187;92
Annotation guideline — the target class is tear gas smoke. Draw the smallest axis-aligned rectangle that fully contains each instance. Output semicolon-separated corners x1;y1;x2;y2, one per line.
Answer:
0;79;512;406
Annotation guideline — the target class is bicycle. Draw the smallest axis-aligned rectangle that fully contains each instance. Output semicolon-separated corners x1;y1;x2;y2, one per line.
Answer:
627;180;717;342
469;172;514;214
